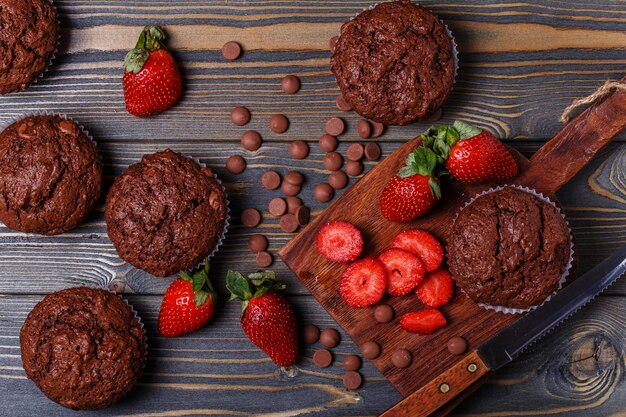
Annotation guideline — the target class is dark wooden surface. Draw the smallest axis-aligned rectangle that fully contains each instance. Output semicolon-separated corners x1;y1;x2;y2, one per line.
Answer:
1;0;625;416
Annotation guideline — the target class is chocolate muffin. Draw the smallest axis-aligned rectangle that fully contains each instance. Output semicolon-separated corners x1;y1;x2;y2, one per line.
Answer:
330;0;455;125
20;287;146;410
0;115;103;235
448;187;571;310
106;150;228;277
0;0;58;94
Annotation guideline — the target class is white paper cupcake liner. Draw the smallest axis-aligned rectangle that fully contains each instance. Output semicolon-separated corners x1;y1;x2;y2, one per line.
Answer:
189;155;231;269
453;185;575;315
339;1;459;119
2;0;60;94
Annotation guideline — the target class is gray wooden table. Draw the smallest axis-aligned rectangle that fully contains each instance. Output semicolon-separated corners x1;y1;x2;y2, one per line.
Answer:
1;1;625;416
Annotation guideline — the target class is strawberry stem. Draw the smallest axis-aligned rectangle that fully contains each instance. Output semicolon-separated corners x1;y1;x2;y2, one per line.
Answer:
124;25;168;74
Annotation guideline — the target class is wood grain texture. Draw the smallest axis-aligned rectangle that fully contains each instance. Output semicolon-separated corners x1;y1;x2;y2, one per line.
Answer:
278;95;626;398
0;0;625;416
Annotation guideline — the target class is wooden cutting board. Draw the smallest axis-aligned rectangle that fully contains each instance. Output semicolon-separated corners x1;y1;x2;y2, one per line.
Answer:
278;84;626;399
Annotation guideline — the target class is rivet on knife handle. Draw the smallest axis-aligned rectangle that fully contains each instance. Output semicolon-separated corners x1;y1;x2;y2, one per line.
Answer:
379;351;490;417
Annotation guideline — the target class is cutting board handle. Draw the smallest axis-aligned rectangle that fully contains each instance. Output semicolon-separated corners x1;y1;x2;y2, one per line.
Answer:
515;77;626;196
379;351;490;417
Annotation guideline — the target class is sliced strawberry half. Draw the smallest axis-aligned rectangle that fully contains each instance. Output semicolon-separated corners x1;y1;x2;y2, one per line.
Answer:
400;309;447;335
378;248;425;296
416;268;454;308
339;257;387;308
316;221;363;262
393;229;444;272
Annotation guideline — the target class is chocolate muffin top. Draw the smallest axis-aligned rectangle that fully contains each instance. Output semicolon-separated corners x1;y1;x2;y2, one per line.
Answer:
105;150;228;277
330;0;455;126
20;287;146;410
0;115;103;235
0;0;58;94
447;187;571;310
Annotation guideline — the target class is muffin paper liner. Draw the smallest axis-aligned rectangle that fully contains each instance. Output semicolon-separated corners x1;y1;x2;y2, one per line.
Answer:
2;0;61;95
188;156;231;271
453;185;575;315
338;1;459;119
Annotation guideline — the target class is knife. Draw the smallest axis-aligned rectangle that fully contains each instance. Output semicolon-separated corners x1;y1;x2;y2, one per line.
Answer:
380;244;626;417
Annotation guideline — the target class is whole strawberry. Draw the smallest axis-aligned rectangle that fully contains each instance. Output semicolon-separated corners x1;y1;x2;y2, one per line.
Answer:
159;262;217;337
380;146;441;222
226;270;298;367
428;120;518;184
123;25;182;117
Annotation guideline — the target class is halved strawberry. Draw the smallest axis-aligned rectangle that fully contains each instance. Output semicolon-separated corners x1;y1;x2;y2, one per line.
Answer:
378;248;425;296
400;309;447;335
393;229;443;272
339;257;387;308
316;221;363;262
416;268;454;308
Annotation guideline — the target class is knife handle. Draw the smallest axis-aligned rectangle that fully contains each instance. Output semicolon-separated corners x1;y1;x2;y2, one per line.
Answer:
379;351;490;417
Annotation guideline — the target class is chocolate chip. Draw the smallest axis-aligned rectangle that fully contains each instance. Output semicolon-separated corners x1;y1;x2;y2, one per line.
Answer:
241;208;261;228
255;251;273;268
365;142;382;161
289;140;309;159
320;328;340;348
319;134;338;152
284;171;304;186
269;114;289;133
426;108;443;122
281;75;301;94
328;170;348;189
346;143;364;161
261;171;281;190
230;106;250;126
345;160;363;177
226;155;246;174
325;117;345;136
280;213;299;233
343;371;363;390
360;341;380;359
58;120;76;135
314;183;334;203
248;234;269;253
269;198;287;217
391;349;412;368
336;95;352;112
295;205;310;226
371;121;385;138
447;336;468;355
303;324;320;344
221;41;242;60
241;130;262;151
328;36;339;53
374;304;394;323
343;355;362;371
286;196;303;214
323;152;343;171
281;181;301;197
356;120;371;139
313;349;333;368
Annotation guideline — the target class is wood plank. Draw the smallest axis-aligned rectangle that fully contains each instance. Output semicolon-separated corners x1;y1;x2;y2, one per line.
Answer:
0;293;623;417
0;141;623;295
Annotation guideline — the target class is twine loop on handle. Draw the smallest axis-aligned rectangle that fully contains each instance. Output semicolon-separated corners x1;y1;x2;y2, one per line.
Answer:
560;79;626;123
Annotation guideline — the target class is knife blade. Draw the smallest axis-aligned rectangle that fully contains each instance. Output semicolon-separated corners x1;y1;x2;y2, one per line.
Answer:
380;245;626;417
478;244;626;370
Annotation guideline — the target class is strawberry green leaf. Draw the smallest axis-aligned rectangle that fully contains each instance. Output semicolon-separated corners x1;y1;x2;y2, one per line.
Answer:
398;166;416;178
124;25;167;74
398;146;438;178
248;271;276;287
452;120;481;140
428;178;442;200
179;270;193;283
194;290;208;308
192;271;206;293
226;270;252;301
124;49;150;74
